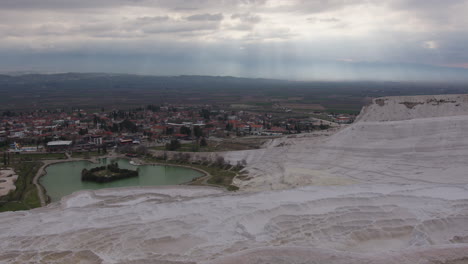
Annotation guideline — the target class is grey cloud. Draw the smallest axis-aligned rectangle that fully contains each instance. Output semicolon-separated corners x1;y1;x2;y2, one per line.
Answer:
307;17;340;23
231;13;261;24
386;0;468;26
87;15;221;36
0;0;146;9
229;13;261;31
133;15;222;34
230;23;255;31
268;0;376;14
135;16;170;23
141;22;219;34
0;14;221;39
186;13;224;21
0;0;265;10
245;28;297;41
1;0;468;81
389;0;466;11
172;7;199;11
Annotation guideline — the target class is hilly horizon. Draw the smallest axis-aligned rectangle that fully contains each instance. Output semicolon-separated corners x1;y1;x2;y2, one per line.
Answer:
1;72;468;113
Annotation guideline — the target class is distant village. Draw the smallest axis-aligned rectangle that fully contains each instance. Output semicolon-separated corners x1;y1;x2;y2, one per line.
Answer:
0;104;354;153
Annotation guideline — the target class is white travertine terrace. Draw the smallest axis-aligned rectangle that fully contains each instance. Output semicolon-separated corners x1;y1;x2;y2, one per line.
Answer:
228;94;468;191
0;168;18;197
1;94;468;263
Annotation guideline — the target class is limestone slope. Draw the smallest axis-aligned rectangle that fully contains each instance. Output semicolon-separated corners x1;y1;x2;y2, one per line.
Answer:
229;94;468;191
1;185;468;264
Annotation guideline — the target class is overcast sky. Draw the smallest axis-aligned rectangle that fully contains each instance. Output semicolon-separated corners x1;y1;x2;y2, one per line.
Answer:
1;0;468;81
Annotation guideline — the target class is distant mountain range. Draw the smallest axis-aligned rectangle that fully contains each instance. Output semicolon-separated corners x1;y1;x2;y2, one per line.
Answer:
0;73;467;112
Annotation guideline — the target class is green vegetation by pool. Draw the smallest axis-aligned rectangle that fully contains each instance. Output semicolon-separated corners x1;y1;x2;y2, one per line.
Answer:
40;158;204;202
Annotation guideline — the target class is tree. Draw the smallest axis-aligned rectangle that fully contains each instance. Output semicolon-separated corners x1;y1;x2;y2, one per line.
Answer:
200;137;208;147
136;145;148;156
180;126;191;136
79;128;88;135
165;139;181;151
146;105;160;112
120;119;138;133
111;123;119;133
119;144;133;154
193;126;203;138
93;115;99;128
2;110;15;117
200;109;211;120
319;121;330;130
215;155;226;168
166;127;174;135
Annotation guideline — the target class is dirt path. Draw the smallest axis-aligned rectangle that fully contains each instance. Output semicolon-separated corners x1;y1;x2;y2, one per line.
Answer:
33;160;56;206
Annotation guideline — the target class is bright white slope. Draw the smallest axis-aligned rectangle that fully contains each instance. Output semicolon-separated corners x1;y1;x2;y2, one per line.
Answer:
1;94;468;264
228;94;468;191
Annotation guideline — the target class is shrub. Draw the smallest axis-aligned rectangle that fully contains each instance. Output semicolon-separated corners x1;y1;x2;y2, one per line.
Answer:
166;139;181;151
200;138;208;147
227;185;239;191
214;156;225;168
81;163;138;183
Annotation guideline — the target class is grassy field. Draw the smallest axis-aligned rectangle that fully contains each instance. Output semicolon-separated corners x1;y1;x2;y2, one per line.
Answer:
151;143;212;152
5;73;465;114
70;151;102;158
206;138;270;152
204;166;239;191
0;161;42;212
152;138;270;153
0;152;78;212
15;153;67;161
187;162;239;190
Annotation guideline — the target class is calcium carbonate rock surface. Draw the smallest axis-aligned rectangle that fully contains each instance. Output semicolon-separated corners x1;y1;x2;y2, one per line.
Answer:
227;94;468;191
